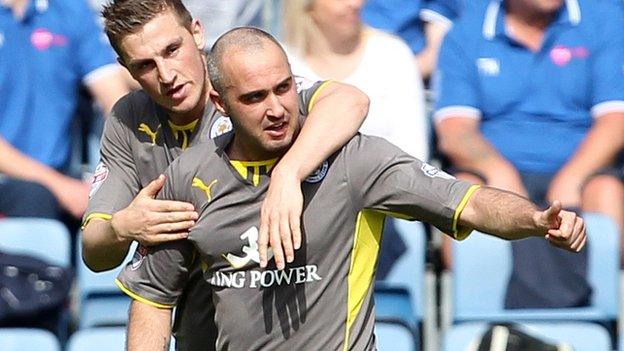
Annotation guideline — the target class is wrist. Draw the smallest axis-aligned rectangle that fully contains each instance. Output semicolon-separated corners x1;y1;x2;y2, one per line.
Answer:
110;213;132;245
272;160;306;183
531;210;548;237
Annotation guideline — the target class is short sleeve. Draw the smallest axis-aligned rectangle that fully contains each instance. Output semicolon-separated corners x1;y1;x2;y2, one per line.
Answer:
421;0;462;27
116;240;196;308
432;29;482;121
295;77;331;116
590;5;624;117
82;97;141;227
344;135;476;239
67;0;116;82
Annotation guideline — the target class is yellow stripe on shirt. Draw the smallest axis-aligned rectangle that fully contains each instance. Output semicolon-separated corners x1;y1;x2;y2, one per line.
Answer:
452;184;481;240
115;279;174;309
307;80;334;114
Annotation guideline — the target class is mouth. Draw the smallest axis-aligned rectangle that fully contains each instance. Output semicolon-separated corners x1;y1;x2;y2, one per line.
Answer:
264;121;288;138
166;83;187;100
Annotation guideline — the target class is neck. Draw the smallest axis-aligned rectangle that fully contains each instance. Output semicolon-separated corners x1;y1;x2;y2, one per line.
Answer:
506;0;555;30
308;25;363;57
226;136;285;162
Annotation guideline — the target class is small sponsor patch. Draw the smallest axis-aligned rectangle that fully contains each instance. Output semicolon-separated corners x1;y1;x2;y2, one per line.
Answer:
210;116;233;139
131;245;148;271
295;75;315;93
305;161;329;183
420;163;454;179
89;163;108;198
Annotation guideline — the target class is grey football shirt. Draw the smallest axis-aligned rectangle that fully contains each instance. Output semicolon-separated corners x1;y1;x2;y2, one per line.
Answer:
83;78;328;350
117;132;476;351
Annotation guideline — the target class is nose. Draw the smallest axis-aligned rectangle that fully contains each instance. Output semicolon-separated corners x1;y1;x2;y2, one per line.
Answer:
266;93;285;119
155;58;175;85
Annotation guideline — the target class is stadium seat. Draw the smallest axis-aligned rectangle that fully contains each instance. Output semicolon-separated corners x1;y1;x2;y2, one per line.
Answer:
68;327;176;351
445;213;619;323
0;218;71;267
76;237;135;328
376;320;417;351
0;328;61;351
375;219;432;351
443;321;611;351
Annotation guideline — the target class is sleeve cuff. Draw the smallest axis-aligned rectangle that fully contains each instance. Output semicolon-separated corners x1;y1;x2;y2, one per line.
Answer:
591;101;624;118
83;63;123;86
434;106;482;122
81;212;113;230
451;185;481;241
115;279;175;309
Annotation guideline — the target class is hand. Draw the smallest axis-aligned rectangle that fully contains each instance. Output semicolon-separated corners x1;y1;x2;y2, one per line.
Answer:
52;176;91;218
546;171;583;208
110;175;198;246
535;200;586;252
258;167;303;270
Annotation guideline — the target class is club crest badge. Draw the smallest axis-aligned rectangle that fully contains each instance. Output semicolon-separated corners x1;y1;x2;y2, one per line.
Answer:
210;116;233;139
305;161;329;183
131;245;148;271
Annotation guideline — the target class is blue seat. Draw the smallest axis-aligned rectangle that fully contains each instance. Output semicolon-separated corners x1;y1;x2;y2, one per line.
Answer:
68;327;176;351
76;238;135;328
443;322;611;351
376;320;417;351
0;328;61;351
449;213;619;323
0;218;71;267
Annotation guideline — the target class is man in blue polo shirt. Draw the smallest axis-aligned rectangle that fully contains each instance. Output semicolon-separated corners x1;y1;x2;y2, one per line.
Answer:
434;0;624;308
0;0;129;220
362;0;462;78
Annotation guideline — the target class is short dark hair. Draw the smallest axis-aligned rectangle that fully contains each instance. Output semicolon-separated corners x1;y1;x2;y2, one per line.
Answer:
207;27;286;95
102;0;193;57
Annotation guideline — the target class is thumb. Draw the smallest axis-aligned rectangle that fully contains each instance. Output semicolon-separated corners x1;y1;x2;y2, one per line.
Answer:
140;174;166;198
542;200;562;228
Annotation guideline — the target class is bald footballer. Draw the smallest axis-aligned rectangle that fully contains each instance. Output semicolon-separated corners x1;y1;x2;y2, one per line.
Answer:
117;28;586;351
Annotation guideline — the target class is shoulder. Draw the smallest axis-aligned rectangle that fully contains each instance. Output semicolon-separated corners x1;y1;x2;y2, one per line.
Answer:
576;0;624;29
110;90;157;124
365;28;414;57
52;0;101;31
171;141;220;174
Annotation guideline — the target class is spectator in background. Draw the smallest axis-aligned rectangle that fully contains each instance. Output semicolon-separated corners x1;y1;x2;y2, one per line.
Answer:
362;0;462;79
282;0;429;162
282;0;430;279
434;0;624;308
0;0;129;221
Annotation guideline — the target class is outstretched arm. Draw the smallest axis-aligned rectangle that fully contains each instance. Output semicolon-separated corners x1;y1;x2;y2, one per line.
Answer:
459;187;586;252
259;82;369;269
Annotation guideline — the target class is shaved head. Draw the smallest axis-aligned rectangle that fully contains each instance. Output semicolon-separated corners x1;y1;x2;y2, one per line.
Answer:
207;27;288;95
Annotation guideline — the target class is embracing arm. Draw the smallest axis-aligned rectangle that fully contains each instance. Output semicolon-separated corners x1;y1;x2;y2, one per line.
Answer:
458;187;586;252
127;301;172;351
259;82;369;269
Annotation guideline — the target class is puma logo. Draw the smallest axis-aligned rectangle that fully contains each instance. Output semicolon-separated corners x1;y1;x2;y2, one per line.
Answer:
192;177;218;202
138;123;161;144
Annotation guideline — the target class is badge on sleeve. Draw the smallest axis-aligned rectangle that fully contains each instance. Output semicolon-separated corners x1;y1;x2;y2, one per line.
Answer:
420;163;454;180
305;161;329;183
89;162;109;198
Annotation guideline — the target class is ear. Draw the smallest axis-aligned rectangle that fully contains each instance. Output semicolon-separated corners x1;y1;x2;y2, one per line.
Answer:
191;19;206;51
209;89;228;116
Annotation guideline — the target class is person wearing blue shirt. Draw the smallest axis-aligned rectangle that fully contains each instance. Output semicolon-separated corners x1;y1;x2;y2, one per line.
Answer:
434;0;624;308
362;0;462;78
0;0;129;220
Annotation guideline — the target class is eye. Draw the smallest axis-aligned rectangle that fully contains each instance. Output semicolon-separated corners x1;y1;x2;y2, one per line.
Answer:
167;45;180;56
242;91;267;104
275;82;291;94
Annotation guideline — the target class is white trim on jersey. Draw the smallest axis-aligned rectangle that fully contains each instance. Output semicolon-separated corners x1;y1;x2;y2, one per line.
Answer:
83;63;122;86
434;106;482;122
591;101;624;119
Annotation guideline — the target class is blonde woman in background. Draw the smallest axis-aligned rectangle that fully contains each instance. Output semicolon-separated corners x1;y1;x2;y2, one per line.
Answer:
283;0;430;161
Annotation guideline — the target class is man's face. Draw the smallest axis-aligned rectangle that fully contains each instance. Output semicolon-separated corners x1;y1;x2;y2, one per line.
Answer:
119;10;207;117
213;42;300;160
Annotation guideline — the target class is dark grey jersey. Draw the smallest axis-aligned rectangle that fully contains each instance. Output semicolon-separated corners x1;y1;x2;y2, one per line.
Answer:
117;133;476;351
84;78;328;350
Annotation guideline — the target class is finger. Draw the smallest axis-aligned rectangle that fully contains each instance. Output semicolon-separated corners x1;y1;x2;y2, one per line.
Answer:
148;199;196;212
139;174;167;198
569;218;586;251
140;232;189;246
290;210;302;251
151;220;196;234
280;211;294;264
546;229;566;240
258;209;270;268
160;211;199;223
269;213;285;270
557;211;575;239
574;234;587;252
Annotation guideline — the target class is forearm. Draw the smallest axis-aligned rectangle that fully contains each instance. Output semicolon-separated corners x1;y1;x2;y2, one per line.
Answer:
127;300;172;351
459;187;545;240
436;118;514;177
82;218;132;272
417;21;449;78
558;113;624;180
0;137;65;190
279;82;369;180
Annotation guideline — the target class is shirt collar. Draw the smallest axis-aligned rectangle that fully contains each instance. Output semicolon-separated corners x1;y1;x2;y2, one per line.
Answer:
482;0;581;40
